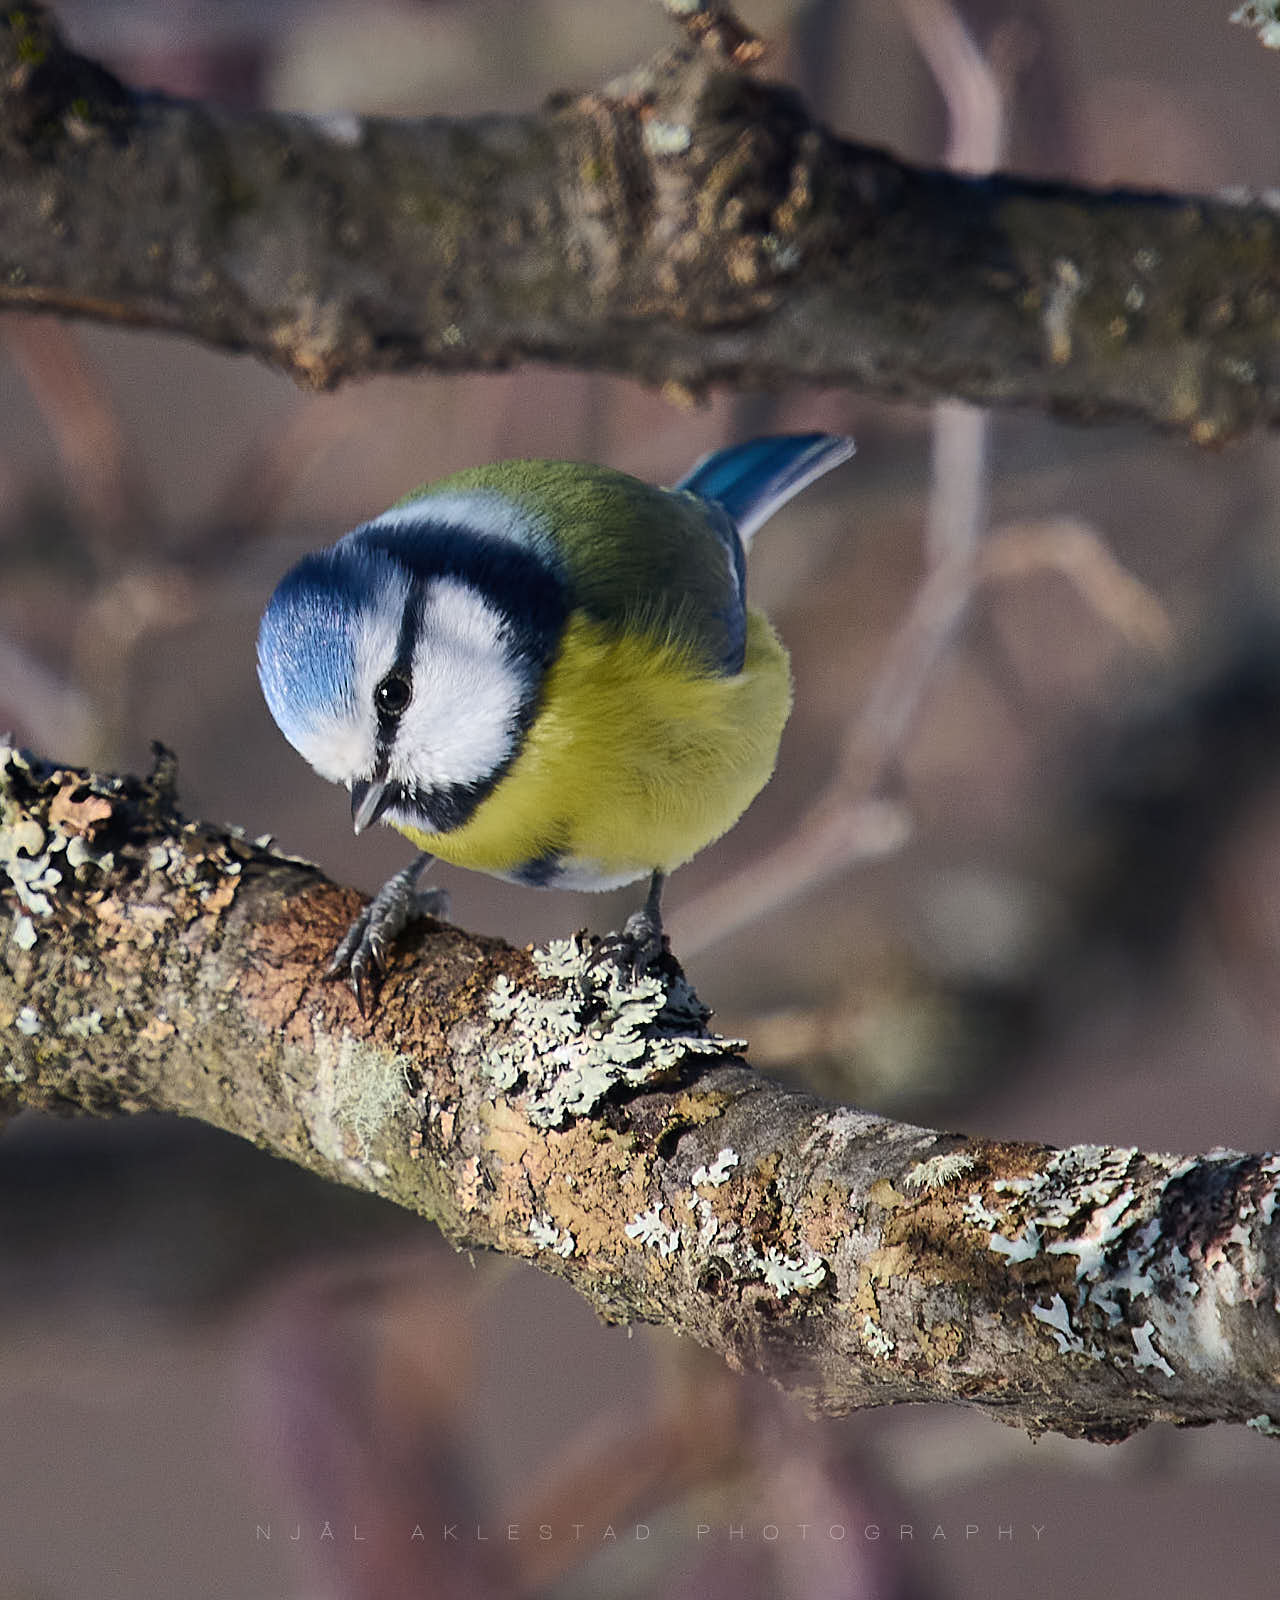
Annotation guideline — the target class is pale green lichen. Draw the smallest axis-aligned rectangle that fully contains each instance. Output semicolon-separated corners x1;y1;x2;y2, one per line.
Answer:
643;119;692;157
861;1313;896;1358
1131;1320;1175;1378
691;1147;738;1187
307;110;364;147
968;1146;1232;1379
974;1147;1174;1367
1044;257;1085;365
690;1196;720;1245
1;815;63;916
65;834;114;873
145;837;235;889
751;1245;827;1299
1246;1413;1280;1436
1046;1186;1138;1280
989;1223;1042;1262
1;748;117;937
1031;1293;1097;1358
62;1010;104;1041
529;1213;576;1258
625;1205;681;1257
1232;2;1280;48
485;938;746;1129
316;1030;413;1162
972;1147;1147;1280
963;1191;1002;1231
225;825;317;869
761;235;802;273
1261;1160;1280;1227
903;1151;976;1192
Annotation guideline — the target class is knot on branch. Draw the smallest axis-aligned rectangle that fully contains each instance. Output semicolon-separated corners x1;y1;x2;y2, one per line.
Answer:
1;5;135;151
563;50;848;330
658;0;766;68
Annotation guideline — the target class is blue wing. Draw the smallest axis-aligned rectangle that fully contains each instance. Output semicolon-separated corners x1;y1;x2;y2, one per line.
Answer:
677;433;855;549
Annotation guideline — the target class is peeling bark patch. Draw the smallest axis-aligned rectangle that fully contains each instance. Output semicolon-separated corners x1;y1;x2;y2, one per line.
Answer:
959;1143;1280;1380
240;883;363;1040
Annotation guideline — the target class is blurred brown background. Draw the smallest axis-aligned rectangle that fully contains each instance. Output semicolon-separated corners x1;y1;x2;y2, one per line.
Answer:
4;2;1280;1596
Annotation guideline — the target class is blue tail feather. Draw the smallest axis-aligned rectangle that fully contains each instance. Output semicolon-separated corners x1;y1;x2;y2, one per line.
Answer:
677;433;854;546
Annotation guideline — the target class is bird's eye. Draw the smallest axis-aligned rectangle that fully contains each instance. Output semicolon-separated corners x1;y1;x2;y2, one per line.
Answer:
375;673;412;718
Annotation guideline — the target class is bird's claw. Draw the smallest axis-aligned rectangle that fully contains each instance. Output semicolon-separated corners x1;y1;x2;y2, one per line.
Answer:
587;905;668;986
585;871;669;988
327;862;449;1013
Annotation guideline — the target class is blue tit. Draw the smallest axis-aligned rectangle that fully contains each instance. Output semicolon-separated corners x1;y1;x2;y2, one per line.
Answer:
257;432;854;1002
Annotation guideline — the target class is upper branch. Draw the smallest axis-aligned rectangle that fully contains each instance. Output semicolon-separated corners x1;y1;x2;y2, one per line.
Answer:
1;6;1278;436
4;742;1280;1443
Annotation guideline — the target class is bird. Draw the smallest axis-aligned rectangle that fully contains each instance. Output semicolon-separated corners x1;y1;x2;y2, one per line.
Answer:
257;433;854;1006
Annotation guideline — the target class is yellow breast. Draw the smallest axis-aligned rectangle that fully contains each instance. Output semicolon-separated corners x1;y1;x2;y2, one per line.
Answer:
393;609;791;888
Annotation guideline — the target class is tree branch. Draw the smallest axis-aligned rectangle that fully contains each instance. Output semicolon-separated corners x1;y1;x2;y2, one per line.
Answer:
4;742;1280;1443
1;6;1278;436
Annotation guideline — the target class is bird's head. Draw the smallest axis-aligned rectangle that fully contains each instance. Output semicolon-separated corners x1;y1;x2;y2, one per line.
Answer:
257;529;563;836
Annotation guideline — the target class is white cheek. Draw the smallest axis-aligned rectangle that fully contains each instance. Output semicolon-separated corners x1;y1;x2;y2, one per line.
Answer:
392;579;524;790
296;720;375;786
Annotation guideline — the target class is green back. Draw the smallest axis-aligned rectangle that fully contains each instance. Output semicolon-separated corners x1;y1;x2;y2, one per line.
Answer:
422;460;748;674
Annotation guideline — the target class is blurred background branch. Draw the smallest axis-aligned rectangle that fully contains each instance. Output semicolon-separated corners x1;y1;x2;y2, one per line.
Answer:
0;6;1278;435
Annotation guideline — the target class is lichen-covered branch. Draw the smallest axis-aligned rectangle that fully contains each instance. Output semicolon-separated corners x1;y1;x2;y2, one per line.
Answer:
2;6;1279;437
4;744;1280;1442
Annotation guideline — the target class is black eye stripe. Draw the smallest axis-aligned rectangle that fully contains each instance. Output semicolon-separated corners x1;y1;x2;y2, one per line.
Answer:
374;585;421;749
360;532;563;802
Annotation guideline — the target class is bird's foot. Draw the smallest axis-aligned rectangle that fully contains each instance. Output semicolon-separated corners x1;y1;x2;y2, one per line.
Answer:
587;871;669;985
589;908;668;985
327;854;448;1012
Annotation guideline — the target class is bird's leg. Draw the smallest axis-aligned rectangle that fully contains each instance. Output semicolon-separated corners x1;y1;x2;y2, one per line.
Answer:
592;869;668;982
327;851;449;1011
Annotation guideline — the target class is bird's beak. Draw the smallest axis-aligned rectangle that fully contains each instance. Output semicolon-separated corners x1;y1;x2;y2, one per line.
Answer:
351;777;396;835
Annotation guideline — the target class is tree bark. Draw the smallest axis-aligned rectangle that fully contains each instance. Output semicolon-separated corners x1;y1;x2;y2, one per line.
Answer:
4;742;1280;1443
1;6;1278;437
